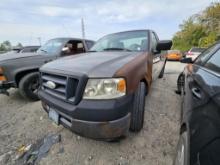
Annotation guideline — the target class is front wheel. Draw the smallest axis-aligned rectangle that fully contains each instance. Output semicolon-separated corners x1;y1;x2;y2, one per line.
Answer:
130;82;146;132
18;72;40;101
173;131;189;165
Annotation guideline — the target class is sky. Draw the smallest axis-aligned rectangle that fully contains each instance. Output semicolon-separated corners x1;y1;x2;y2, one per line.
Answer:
0;0;216;46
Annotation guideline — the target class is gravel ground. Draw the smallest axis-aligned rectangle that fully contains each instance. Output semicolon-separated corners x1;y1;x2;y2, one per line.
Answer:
0;61;186;165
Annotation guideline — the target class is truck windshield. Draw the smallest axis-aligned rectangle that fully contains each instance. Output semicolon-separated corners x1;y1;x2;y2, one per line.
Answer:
90;30;149;52
37;39;64;55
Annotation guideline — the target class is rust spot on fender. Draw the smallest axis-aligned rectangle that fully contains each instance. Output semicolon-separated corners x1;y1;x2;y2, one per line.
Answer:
114;52;152;93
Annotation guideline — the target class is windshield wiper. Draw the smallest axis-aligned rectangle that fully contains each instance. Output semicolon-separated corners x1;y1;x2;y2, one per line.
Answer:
103;48;132;52
88;50;97;52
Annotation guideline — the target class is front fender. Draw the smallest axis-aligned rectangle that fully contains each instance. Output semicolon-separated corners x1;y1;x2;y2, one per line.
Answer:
114;53;152;94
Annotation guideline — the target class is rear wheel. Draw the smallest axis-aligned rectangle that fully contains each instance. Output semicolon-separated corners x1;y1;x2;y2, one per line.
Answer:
173;131;189;165
130;82;146;132
18;72;40;101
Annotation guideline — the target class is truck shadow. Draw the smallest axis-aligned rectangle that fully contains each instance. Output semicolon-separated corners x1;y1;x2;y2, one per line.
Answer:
2;89;31;104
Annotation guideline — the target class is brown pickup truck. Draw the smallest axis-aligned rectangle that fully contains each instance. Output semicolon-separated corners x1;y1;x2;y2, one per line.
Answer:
38;30;172;140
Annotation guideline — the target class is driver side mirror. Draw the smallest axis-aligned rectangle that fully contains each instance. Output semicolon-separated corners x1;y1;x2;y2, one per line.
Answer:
156;40;172;51
180;57;193;63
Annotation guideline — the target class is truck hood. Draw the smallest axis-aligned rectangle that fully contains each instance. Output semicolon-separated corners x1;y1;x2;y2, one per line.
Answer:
0;52;39;62
41;51;141;77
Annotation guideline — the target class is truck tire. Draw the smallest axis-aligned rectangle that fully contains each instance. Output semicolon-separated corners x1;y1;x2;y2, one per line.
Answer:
130;82;146;132
18;72;40;101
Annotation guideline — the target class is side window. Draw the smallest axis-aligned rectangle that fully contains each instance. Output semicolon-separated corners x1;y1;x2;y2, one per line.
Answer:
30;48;38;52
62;40;85;56
195;44;220;65
204;48;220;74
151;32;158;52
86;41;95;49
20;48;30;53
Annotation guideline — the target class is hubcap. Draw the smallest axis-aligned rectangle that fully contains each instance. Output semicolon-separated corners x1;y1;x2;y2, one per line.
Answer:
29;79;39;94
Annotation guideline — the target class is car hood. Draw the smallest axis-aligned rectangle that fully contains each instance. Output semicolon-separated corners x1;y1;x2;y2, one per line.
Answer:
41;51;141;77
0;52;40;62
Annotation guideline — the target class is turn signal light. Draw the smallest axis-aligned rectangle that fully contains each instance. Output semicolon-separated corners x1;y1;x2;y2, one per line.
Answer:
117;79;126;93
0;76;6;81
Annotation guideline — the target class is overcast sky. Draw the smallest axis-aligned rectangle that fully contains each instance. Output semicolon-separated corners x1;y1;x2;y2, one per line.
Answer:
0;0;216;45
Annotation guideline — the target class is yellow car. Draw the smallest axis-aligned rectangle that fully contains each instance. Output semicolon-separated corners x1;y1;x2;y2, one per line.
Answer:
166;50;182;61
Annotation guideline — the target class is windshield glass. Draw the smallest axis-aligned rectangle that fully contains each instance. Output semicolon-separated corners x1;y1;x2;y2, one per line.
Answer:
37;39;64;55
90;30;149;52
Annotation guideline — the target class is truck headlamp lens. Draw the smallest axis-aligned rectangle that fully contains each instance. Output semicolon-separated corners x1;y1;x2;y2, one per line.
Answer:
83;78;126;99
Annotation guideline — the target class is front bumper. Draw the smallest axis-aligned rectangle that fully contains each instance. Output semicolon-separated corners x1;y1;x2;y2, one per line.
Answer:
39;90;133;139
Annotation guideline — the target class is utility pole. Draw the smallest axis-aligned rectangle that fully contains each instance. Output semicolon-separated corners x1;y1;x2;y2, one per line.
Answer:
81;18;85;39
81;18;88;50
37;37;42;46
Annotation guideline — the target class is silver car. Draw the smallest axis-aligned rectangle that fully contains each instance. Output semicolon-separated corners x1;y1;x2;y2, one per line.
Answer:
185;47;205;61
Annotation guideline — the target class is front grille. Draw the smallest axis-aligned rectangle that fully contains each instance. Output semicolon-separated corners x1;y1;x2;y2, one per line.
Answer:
41;72;79;103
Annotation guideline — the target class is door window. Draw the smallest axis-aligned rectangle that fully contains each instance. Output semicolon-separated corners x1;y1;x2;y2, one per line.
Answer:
195;44;220;65
86;41;95;49
62;40;85;56
204;48;220;74
151;32;158;52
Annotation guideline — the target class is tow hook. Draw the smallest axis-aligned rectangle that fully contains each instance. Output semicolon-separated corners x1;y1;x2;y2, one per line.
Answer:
0;89;9;96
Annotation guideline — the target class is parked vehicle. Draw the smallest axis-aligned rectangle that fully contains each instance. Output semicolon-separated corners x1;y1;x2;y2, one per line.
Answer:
38;30;172;140
0;38;95;100
174;41;220;165
1;46;40;55
19;46;40;53
185;47;205;61
166;50;182;61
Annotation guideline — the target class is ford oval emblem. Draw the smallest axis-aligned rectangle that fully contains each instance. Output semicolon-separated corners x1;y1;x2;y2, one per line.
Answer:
46;81;56;89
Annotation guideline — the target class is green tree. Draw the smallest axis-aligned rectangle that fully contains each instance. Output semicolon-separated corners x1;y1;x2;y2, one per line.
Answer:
16;42;23;48
0;44;6;51
172;2;220;51
1;41;12;50
199;32;218;47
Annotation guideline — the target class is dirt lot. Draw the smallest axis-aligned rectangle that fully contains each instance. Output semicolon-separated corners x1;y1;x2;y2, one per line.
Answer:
0;61;185;165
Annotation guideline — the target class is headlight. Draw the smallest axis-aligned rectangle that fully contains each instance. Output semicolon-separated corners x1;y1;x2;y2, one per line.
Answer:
83;78;126;99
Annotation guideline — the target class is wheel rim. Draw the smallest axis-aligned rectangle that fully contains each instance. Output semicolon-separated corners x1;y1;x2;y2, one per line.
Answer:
29;79;39;94
175;142;185;165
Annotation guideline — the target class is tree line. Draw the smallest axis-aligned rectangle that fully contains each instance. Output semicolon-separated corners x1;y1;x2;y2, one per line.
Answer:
0;41;23;52
172;2;220;51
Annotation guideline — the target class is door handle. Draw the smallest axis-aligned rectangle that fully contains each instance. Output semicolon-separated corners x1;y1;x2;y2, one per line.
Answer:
191;87;201;99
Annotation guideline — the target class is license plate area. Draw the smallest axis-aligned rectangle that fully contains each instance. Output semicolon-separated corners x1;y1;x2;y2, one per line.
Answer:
48;109;59;125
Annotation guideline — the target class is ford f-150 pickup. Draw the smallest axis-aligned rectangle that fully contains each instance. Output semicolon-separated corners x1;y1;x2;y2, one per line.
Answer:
0;38;95;100
38;30;172;140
